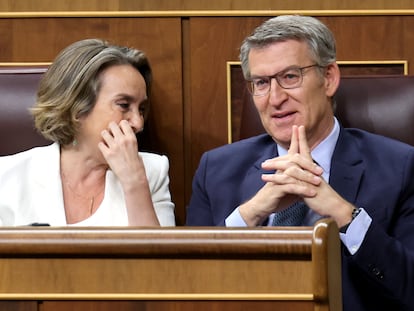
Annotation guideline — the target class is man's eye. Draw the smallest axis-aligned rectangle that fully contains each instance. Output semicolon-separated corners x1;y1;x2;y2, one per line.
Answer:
253;78;269;88
281;71;300;80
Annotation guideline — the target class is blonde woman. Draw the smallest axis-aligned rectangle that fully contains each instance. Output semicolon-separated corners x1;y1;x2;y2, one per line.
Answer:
0;39;175;226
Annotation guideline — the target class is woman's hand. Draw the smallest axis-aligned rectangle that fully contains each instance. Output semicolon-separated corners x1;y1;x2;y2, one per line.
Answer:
98;120;159;226
98;120;145;184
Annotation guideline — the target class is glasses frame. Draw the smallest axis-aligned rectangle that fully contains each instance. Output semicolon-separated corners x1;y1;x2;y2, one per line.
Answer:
247;64;322;97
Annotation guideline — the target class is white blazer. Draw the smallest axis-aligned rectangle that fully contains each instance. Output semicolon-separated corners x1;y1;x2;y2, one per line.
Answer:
0;143;175;226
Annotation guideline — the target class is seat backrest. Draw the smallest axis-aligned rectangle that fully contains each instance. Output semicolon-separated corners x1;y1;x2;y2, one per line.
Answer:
335;75;414;146
237;75;414;146
0;67;50;156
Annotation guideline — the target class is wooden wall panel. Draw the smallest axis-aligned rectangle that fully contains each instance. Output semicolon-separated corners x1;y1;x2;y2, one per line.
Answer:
187;17;266;175
1;0;414;11
317;16;409;60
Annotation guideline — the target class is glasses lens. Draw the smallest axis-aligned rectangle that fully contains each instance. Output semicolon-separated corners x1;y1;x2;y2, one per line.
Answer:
277;68;302;89
250;77;270;96
247;66;314;96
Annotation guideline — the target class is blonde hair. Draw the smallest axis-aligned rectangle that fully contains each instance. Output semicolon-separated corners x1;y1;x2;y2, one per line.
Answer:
31;38;152;145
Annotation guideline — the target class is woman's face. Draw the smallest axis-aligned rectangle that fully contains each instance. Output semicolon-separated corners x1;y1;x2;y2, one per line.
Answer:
78;64;147;153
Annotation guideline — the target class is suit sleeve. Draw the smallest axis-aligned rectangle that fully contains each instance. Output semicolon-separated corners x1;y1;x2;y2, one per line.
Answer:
344;148;414;310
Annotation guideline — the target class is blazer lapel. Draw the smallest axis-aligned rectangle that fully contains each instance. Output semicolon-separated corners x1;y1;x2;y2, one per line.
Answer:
30;143;67;225
240;139;278;202
329;129;364;204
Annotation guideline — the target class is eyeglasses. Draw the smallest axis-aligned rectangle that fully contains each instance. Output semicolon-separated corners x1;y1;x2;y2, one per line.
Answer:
247;64;321;97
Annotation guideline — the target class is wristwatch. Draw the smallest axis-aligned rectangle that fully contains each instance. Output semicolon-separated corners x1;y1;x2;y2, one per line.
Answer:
339;207;362;233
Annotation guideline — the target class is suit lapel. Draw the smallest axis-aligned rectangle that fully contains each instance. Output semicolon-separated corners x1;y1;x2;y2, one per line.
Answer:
240;138;278;202
329;129;364;204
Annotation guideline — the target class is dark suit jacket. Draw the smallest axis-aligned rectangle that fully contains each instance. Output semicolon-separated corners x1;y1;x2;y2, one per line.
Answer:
186;127;414;311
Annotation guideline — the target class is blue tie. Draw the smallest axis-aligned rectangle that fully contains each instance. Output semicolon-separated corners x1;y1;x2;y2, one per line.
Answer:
272;201;308;226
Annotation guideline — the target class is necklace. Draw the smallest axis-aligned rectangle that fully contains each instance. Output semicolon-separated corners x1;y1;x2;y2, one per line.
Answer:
61;172;105;215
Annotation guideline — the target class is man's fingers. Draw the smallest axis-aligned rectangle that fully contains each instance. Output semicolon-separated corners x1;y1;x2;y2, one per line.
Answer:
298;125;312;160
288;125;299;155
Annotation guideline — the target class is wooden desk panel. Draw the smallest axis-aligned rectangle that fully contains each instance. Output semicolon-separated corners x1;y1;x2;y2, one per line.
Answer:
0;301;37;311
0;219;341;311
39;300;314;311
0;257;312;295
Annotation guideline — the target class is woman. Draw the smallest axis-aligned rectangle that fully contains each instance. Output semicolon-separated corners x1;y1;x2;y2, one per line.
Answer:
0;39;175;226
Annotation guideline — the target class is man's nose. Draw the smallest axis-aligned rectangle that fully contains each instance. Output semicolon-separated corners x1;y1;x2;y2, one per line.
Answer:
268;78;288;104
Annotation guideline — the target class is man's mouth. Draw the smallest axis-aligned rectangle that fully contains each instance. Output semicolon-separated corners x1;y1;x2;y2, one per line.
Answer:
272;111;296;119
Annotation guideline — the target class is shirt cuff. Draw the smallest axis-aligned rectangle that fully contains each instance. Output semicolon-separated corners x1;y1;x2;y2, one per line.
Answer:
225;206;248;227
339;208;372;255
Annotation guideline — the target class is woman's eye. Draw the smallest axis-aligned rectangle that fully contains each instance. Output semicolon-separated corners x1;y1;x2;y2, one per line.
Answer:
139;105;146;115
117;103;130;110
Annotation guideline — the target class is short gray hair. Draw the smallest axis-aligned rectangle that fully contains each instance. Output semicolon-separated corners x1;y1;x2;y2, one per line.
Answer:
239;15;336;79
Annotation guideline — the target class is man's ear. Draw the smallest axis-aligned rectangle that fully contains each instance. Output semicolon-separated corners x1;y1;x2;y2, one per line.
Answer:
324;62;340;97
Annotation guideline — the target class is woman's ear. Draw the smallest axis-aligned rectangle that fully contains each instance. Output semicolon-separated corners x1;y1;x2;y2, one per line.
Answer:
324;62;340;97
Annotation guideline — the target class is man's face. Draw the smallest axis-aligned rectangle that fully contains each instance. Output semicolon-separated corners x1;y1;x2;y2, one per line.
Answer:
248;39;339;150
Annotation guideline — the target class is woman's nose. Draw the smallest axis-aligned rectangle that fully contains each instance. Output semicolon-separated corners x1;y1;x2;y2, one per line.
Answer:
128;111;144;133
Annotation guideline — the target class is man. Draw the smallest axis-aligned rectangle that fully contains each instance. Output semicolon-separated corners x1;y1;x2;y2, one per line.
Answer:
186;15;414;311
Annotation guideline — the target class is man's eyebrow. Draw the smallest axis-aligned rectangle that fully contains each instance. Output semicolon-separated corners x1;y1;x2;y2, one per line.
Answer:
250;65;300;78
